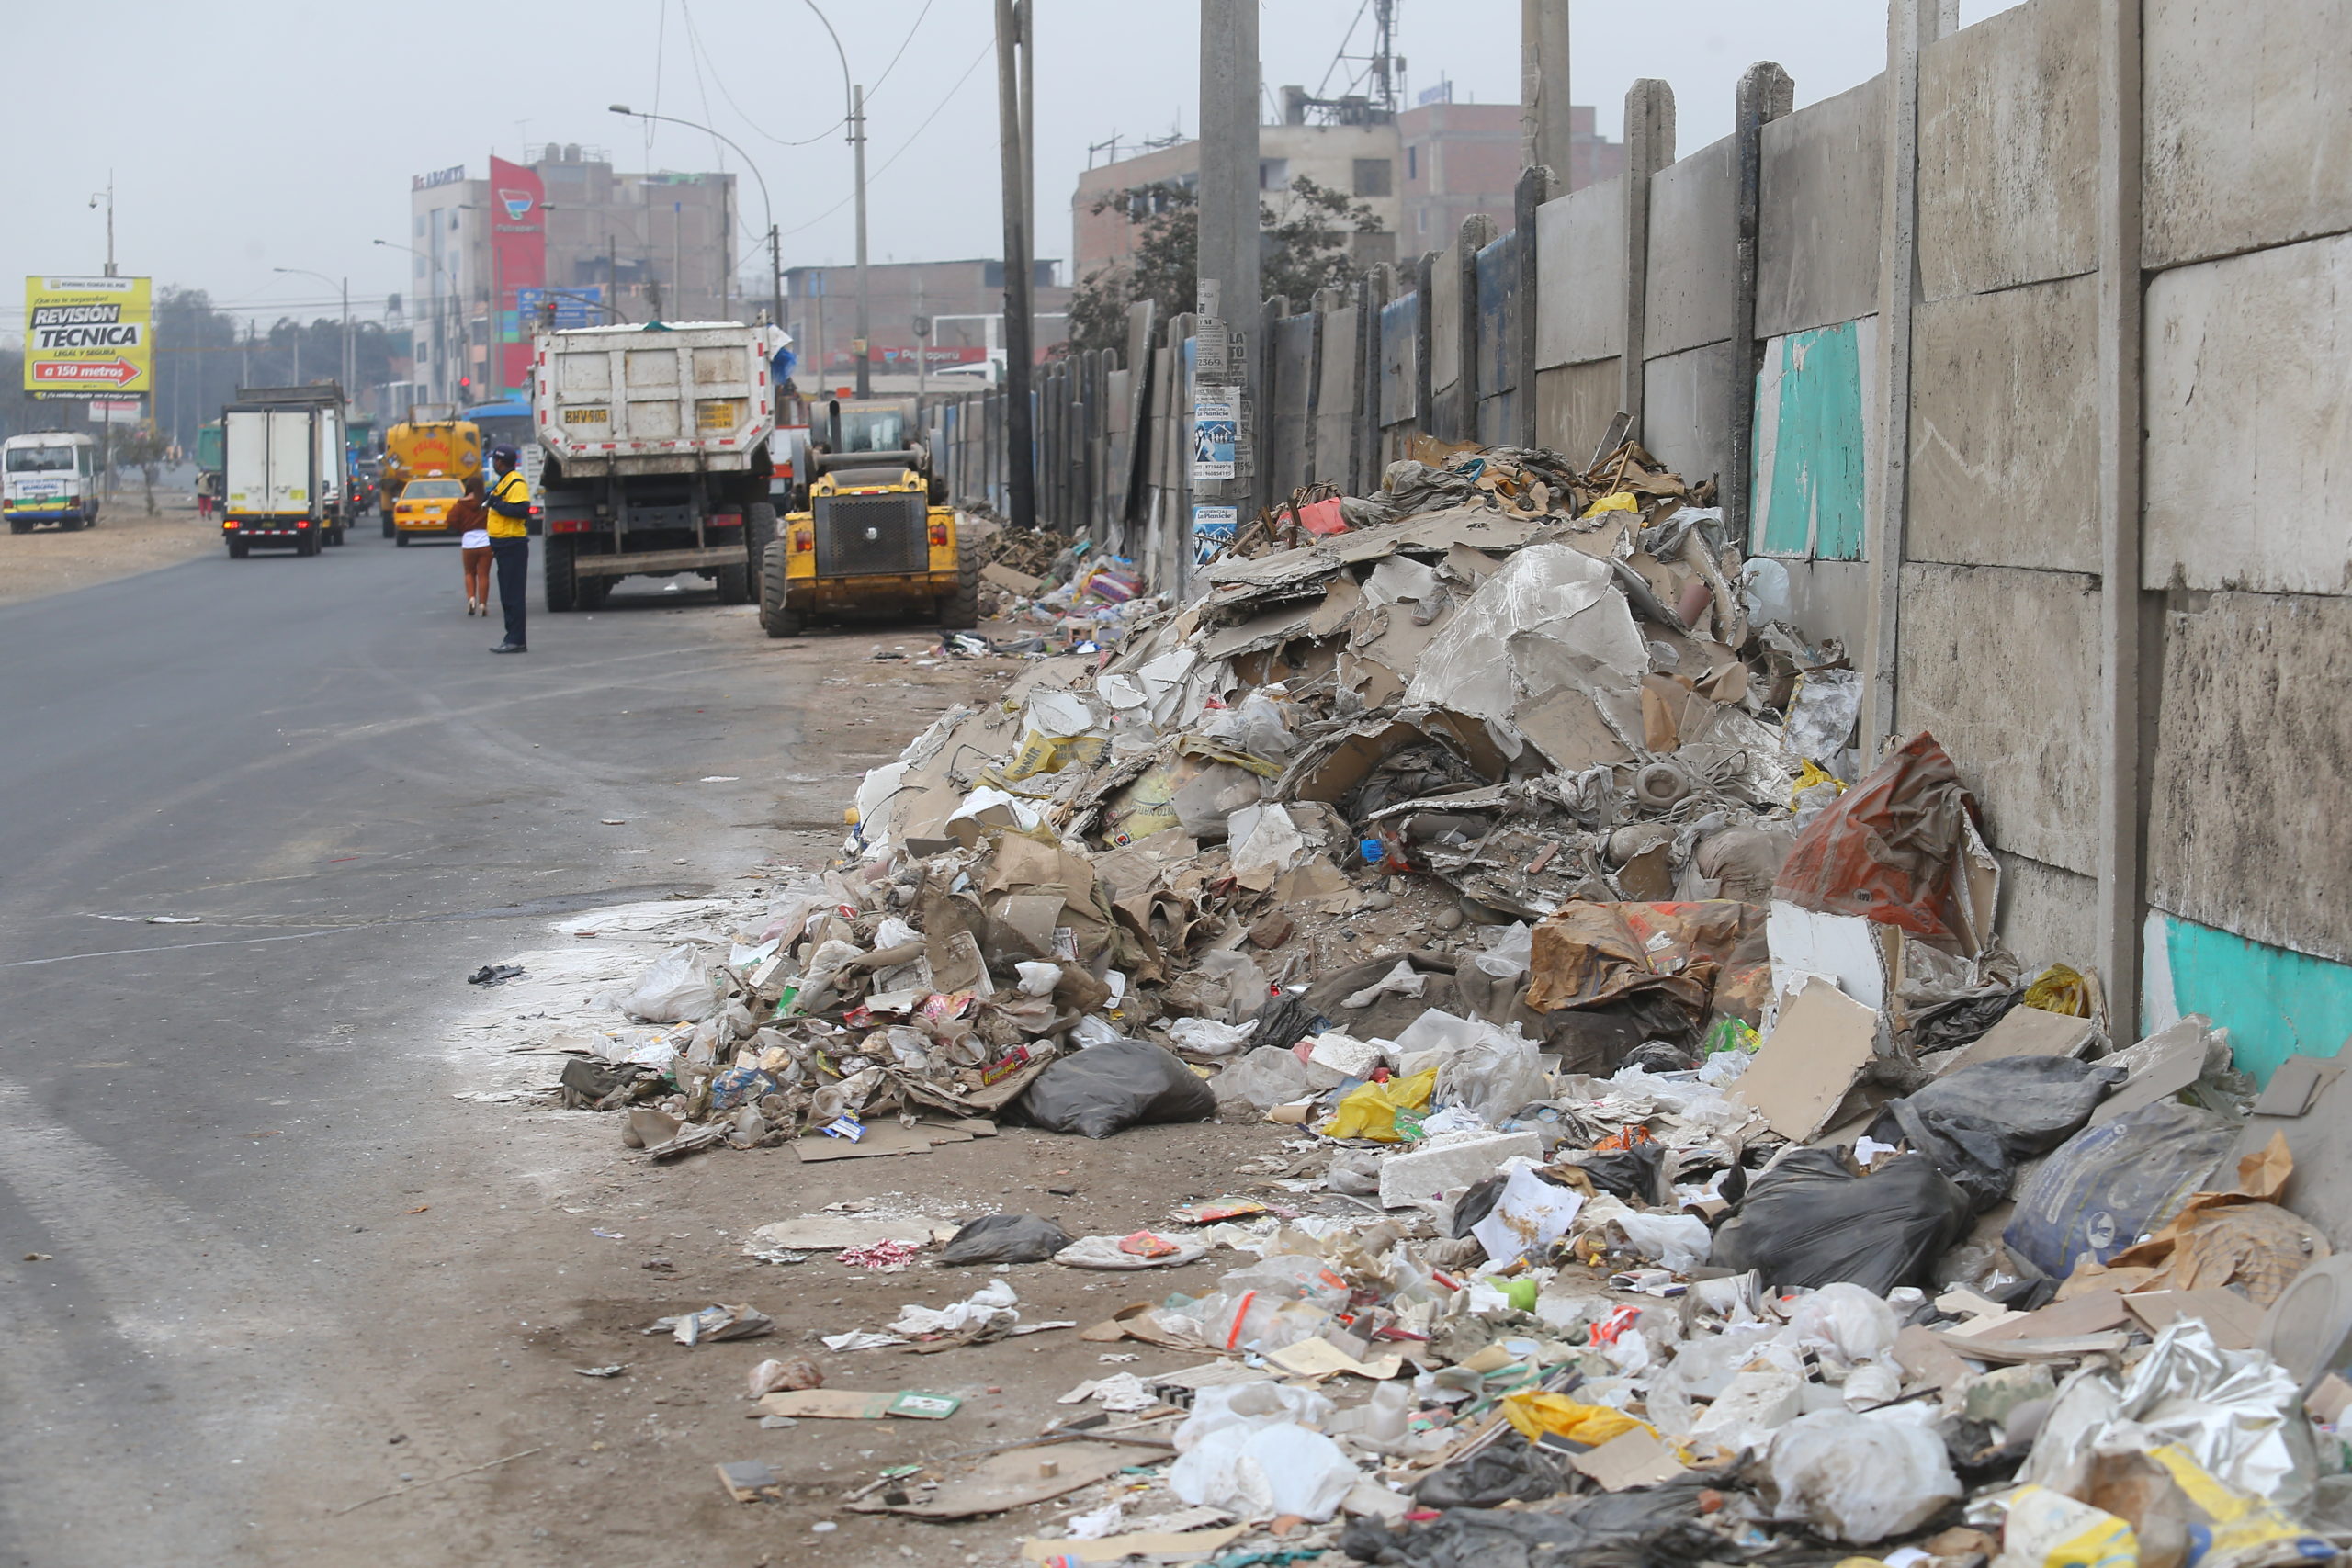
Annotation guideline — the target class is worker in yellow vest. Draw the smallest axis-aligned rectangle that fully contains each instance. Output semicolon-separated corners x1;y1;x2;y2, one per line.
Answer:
484;445;532;653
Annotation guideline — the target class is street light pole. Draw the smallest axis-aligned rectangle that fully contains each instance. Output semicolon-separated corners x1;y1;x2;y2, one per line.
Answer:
274;267;352;398
375;239;458;405
90;175;117;276
797;3;873;398
609;104;781;330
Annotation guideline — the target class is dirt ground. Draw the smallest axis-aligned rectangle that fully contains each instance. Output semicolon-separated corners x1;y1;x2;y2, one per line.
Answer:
0;488;220;604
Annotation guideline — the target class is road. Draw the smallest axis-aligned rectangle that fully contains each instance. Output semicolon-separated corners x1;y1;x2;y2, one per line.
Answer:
0;531;930;1564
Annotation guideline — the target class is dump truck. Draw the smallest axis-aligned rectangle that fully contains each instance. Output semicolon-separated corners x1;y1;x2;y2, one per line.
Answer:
757;396;975;639
379;406;481;537
220;385;351;556
532;321;784;610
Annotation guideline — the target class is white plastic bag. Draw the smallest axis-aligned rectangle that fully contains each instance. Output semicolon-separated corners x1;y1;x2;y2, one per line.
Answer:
1613;1210;1713;1273
1169;1017;1257;1056
1785;1282;1898;1371
1437;1023;1549;1122
1170;1421;1356;1521
1767;1408;1962;1543
1471;922;1533;981
615;944;719;1023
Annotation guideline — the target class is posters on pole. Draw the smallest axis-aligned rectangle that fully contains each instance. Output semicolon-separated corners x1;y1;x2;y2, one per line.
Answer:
1191;385;1238;480
24;276;153;399
1192;503;1238;565
487;156;547;397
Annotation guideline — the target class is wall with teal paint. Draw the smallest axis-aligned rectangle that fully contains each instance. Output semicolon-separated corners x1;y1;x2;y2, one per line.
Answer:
1751;317;1875;562
2143;910;2352;1085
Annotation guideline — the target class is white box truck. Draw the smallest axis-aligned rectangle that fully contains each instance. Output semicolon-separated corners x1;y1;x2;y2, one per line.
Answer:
530;321;784;610
220;385;349;557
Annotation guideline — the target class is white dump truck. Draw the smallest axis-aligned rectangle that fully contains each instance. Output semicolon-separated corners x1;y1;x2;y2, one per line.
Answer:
529;321;786;610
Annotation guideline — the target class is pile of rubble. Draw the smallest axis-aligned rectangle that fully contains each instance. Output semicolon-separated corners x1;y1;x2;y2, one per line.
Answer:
537;436;2352;1562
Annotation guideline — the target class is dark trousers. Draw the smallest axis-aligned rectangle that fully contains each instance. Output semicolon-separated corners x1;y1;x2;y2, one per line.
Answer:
492;537;529;647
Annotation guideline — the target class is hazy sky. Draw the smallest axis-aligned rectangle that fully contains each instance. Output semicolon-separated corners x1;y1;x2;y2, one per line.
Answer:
0;0;2011;343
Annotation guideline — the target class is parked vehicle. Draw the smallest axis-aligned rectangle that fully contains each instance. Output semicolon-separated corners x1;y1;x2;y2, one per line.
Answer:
2;432;101;533
532;321;784;610
759;396;974;638
220;388;350;557
379;406;480;537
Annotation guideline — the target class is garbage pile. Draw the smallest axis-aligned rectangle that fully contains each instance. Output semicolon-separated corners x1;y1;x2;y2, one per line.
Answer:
967;523;1151;646
544;433;2352;1561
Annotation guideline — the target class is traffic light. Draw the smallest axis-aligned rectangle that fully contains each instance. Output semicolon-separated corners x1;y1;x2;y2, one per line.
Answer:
458;376;472;394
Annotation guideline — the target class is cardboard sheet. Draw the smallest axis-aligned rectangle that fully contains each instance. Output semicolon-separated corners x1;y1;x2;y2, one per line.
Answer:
1736;975;1878;1143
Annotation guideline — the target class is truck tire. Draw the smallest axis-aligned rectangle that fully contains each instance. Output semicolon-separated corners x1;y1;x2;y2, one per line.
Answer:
381;513;394;539
298;530;321;558
228;537;249;558
8;519;28;536
759;538;801;638
395;532;410;547
938;547;980;630
545;534;579;612
744;502;777;580
713;559;751;605
580;574;614;610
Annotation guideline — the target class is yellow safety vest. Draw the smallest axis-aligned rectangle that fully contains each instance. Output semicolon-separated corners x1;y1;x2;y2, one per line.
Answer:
486;469;532;538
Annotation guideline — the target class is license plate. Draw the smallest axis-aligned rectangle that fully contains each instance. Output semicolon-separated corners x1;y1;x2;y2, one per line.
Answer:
562;406;607;425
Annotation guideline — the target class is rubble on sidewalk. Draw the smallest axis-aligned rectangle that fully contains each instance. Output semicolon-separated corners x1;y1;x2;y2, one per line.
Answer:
501;434;2352;1563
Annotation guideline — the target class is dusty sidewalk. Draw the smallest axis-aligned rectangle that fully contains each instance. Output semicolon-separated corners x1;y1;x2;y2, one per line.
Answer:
0;490;220;604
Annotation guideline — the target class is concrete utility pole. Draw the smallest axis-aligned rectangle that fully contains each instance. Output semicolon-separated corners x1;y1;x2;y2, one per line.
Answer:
853;85;872;397
995;0;1037;530
1198;0;1261;518
1521;0;1573;175
91;175;117;276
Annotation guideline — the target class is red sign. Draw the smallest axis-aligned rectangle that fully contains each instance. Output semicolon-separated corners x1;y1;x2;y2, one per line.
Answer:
32;356;142;388
488;155;546;397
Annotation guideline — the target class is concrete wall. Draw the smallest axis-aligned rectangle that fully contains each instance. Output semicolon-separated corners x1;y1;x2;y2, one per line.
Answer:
1758;77;1885;339
1268;312;1316;495
1643;138;1736;357
1641;343;1732;490
1534;177;1625;368
1313;303;1358;485
1534;359;1622;467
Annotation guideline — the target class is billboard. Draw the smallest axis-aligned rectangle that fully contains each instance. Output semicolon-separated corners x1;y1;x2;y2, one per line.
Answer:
24;276;153;399
487;156;546;396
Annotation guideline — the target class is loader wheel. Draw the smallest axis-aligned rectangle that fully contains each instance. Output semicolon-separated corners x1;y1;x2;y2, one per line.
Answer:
545;533;579;612
938;547;980;630
759;538;800;638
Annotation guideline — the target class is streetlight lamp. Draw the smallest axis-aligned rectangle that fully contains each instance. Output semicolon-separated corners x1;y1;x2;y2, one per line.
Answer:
274;267;352;400
374;239;458;405
791;4;873;397
609;104;781;337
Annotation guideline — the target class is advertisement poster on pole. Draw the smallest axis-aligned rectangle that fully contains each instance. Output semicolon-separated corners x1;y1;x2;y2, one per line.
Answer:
487;156;547;397
1191;387;1238;481
23;276;153;399
1191;503;1238;565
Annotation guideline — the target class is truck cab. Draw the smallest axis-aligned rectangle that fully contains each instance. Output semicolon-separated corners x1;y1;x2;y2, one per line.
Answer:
757;397;975;639
2;433;99;533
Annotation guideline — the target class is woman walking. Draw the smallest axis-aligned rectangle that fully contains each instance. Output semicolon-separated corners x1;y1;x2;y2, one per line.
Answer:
449;477;492;615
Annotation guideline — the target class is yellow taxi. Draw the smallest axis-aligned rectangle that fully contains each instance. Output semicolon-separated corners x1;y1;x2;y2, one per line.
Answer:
393;478;466;546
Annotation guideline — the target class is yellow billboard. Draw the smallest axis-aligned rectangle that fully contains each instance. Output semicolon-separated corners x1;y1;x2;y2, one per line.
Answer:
24;276;153;398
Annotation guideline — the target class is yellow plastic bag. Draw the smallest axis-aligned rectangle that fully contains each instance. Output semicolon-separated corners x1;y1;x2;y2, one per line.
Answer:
1997;1486;2139;1568
1320;1066;1436;1142
1790;758;1845;808
1499;1392;1650;1448
1582;491;1639;518
2144;1444;2328;1565
2023;963;2094;1018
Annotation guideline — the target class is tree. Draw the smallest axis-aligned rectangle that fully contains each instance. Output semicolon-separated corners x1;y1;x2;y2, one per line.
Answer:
1066;175;1383;356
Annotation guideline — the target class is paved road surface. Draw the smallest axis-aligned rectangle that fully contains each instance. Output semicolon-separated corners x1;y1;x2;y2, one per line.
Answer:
0;531;841;1563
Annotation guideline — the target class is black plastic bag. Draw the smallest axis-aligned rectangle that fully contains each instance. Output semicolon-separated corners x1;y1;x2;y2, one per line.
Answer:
1012;1039;1217;1138
1867;1055;2121;1211
1575;1142;1667;1205
1411;1432;1567;1509
1247;991;1324;1054
1343;1476;1729;1567
1711;1149;1973;1294
936;1213;1072;1265
1911;987;2023;1055
1450;1174;1509;1239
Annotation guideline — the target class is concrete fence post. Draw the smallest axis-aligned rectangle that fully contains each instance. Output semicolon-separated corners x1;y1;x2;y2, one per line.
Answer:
1861;0;1944;756
1413;252;1437;446
1514;164;1555;449
1358;265;1391;489
2096;0;2147;1030
1726;63;1795;551
1455;214;1498;442
1620;79;1676;438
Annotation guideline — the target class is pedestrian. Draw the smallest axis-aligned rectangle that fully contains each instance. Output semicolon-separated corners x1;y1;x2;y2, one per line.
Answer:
449;476;492;615
195;477;214;522
484;445;532;653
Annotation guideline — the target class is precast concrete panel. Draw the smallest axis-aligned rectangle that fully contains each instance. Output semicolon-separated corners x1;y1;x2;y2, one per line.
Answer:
1269;313;1316;495
1908;274;2101;572
2145;235;2352;595
1429;242;1463;395
1535;177;1626;368
1993;851;2101;977
2149;591;2352;964
1641;341;1733;491
1379;293;1419;427
1916;0;2100;300
1313;305;1357;484
1642;137;1736;357
1534;359;1622;464
1895;560;2101;875
1758;75;1887;341
2145;0;2352;271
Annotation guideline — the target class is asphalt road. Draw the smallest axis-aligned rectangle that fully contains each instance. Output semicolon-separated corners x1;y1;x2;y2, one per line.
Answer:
0;529;859;1563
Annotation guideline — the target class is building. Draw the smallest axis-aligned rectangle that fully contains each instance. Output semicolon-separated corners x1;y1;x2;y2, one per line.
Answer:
1069;94;1623;288
782;259;1071;390
403;144;738;405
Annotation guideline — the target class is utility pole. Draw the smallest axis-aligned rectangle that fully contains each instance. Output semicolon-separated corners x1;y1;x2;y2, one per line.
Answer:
1521;0;1573;175
1198;0;1261;519
91;175;117;276
853;85;872;397
994;0;1037;530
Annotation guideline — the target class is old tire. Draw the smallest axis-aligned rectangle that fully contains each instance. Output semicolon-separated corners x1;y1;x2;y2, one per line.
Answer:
758;538;800;638
545;534;579;613
938;547;980;630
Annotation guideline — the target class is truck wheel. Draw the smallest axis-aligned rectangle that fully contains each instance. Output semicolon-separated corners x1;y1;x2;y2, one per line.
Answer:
759;538;800;638
228;537;249;558
580;574;614;610
713;559;751;605
744;502;778;603
7;519;28;536
938;547;980;630
395;532;410;547
545;534;579;612
381;513;394;539
299;531;321;558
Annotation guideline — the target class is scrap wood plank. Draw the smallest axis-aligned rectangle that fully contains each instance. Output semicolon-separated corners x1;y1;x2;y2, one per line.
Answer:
849;1439;1142;1518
